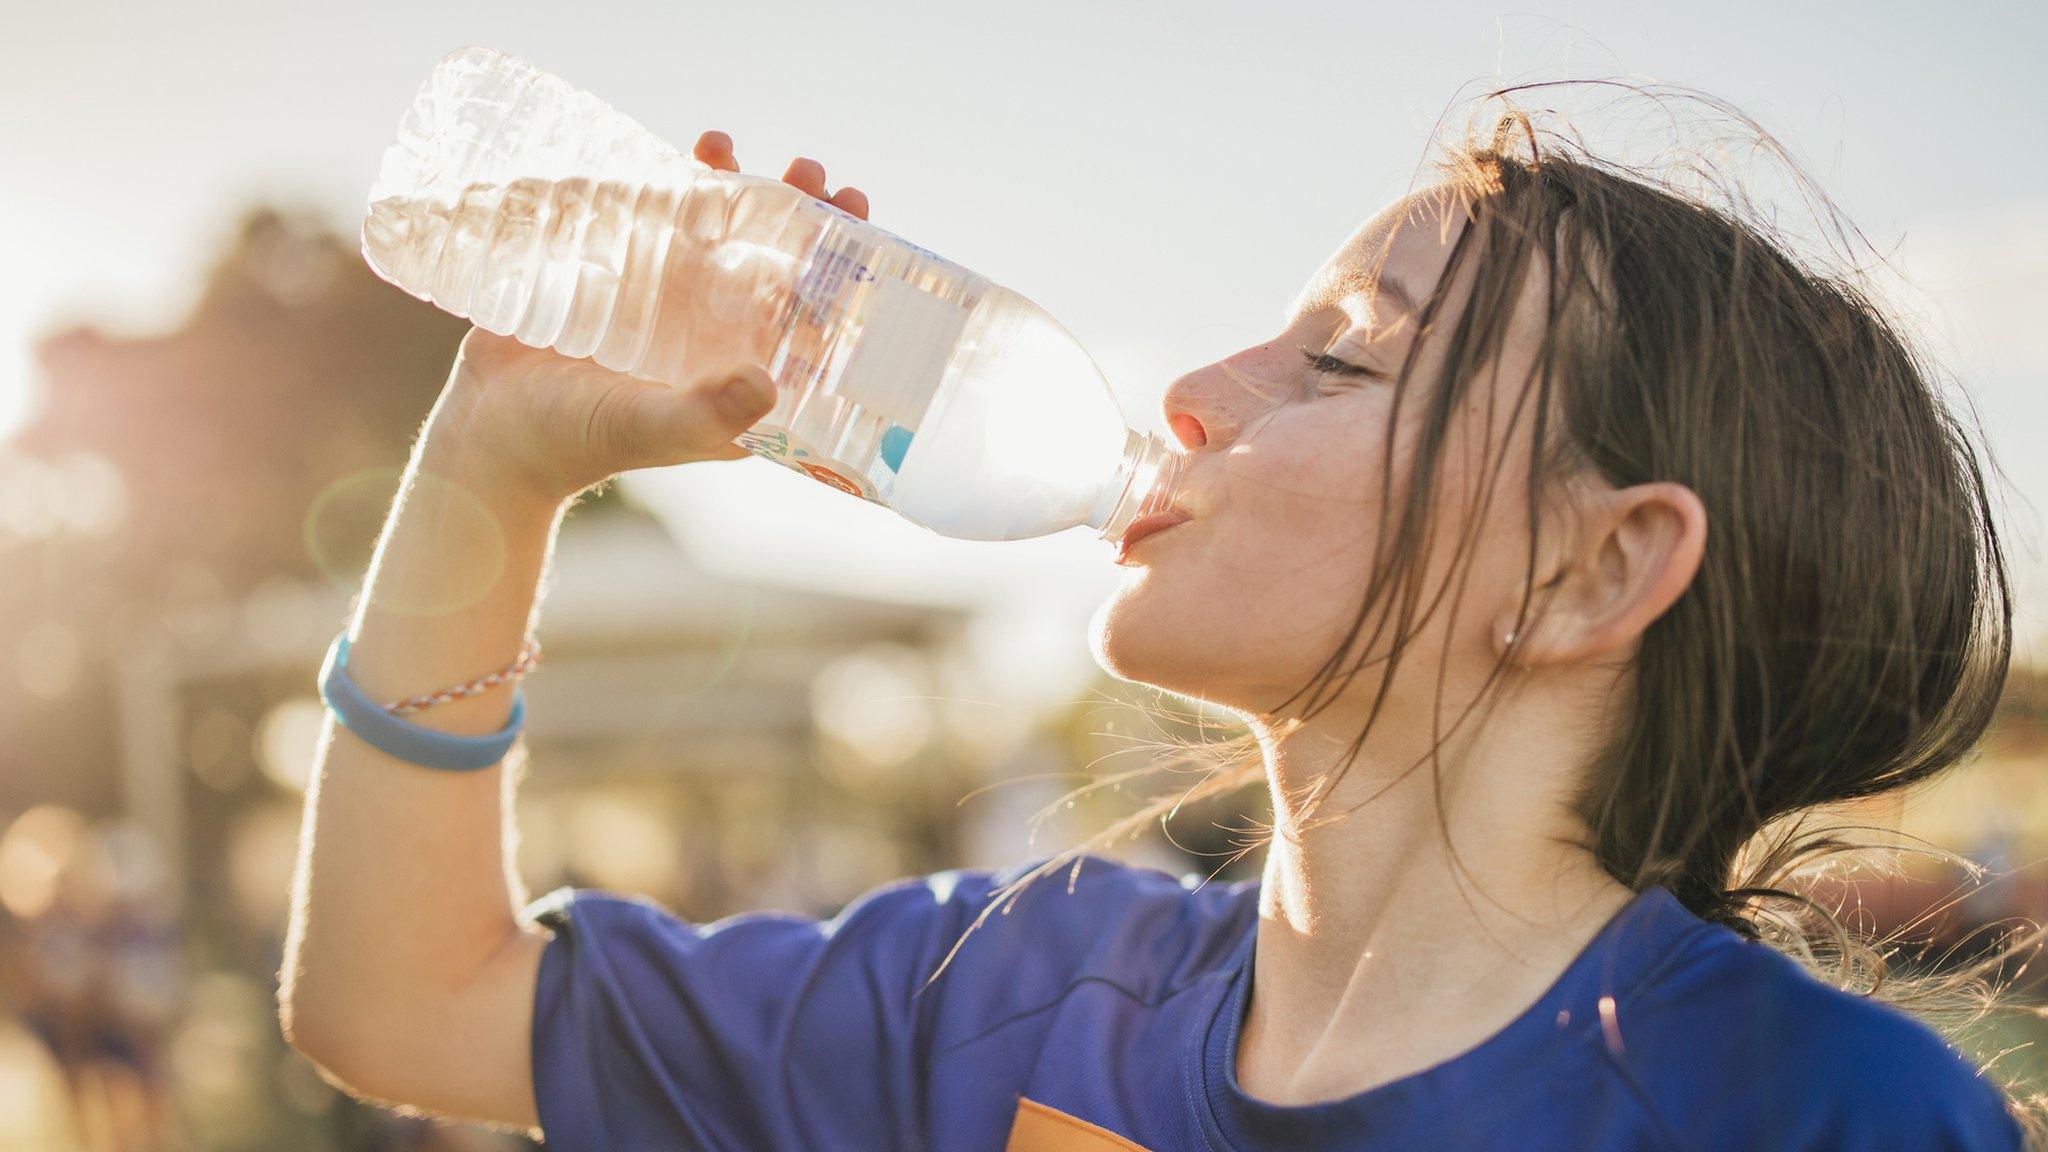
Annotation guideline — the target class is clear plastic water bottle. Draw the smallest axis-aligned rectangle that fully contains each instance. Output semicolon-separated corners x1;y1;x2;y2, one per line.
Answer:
361;45;1184;545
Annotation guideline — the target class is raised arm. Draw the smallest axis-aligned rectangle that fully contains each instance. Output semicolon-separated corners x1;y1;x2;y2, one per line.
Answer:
278;131;870;1133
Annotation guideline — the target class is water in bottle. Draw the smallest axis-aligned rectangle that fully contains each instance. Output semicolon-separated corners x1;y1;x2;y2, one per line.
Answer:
362;46;1185;544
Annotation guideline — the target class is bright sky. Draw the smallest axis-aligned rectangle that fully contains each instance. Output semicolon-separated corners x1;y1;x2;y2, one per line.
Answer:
7;1;2046;652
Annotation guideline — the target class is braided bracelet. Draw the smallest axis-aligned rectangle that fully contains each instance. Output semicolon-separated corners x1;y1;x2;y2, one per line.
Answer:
385;636;542;715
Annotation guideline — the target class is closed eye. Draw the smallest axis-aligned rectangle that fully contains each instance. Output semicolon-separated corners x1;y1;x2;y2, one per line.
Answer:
1297;345;1385;380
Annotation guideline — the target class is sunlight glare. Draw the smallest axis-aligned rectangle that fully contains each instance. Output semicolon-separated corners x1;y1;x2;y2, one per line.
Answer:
0;334;45;444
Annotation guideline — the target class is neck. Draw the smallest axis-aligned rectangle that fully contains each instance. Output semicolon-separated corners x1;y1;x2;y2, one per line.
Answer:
1234;698;1634;1105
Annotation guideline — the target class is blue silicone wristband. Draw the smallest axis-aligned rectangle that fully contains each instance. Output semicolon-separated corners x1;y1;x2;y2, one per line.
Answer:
318;631;526;771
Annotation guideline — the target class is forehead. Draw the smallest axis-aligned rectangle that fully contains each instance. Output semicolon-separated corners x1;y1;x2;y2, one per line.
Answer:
1287;188;1466;324
1288;187;1561;371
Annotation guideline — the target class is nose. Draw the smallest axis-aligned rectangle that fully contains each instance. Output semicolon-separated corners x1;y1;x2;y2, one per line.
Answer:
1160;342;1295;452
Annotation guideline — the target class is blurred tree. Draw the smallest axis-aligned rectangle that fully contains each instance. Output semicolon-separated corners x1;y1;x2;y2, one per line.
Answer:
24;206;606;593
5;204;628;813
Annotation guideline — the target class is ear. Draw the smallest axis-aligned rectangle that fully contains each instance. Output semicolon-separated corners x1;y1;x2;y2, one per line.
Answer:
1492;482;1706;667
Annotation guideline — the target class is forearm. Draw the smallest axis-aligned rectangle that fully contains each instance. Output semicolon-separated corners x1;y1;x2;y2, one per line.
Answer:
281;381;570;1053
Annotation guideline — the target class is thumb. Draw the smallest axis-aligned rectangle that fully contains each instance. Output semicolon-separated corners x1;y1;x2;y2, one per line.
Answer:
612;363;778;469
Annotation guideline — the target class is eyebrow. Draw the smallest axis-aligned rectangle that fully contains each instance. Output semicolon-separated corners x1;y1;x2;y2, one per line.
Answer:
1294;272;1425;328
1372;275;1422;319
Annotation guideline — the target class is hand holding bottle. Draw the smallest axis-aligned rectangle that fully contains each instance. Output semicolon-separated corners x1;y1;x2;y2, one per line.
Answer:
424;132;872;504
367;46;1183;540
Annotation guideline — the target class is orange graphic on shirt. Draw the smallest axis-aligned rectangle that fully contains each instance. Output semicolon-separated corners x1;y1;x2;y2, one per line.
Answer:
1004;1097;1155;1152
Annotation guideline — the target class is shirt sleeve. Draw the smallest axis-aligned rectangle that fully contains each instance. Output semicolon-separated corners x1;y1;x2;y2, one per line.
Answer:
1794;1037;2027;1152
1617;937;2028;1152
519;873;991;1152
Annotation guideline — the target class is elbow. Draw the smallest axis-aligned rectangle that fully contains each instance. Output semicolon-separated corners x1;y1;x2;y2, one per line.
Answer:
278;971;350;1078
279;985;410;1107
278;963;384;1093
276;926;419;1090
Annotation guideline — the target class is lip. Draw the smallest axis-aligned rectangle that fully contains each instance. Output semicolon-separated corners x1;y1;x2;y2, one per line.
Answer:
1115;511;1193;564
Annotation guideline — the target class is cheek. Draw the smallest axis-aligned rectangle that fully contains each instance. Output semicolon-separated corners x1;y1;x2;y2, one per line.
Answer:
1377;399;1549;681
1221;402;1399;602
1090;406;1396;693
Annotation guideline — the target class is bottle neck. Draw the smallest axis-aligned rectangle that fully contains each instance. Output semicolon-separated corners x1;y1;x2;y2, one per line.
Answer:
1089;428;1186;545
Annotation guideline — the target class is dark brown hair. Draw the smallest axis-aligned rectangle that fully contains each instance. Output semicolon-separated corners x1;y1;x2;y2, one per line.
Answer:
961;82;2044;1137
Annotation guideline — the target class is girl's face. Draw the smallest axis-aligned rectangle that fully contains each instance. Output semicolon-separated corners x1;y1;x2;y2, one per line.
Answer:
1090;189;1557;736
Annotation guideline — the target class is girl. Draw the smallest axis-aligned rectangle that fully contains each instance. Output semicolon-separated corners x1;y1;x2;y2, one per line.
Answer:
281;95;2037;1149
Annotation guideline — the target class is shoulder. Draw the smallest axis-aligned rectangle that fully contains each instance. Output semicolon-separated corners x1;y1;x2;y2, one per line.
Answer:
869;853;1258;994
525;851;1254;987
532;854;1255;995
517;857;1255;1147
888;853;1256;1070
1607;925;2023;1151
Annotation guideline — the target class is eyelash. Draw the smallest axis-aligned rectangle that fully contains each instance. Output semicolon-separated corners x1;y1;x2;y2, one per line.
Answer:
1296;345;1384;381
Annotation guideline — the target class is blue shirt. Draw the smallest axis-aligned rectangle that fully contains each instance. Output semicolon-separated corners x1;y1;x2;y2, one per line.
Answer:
523;855;2022;1150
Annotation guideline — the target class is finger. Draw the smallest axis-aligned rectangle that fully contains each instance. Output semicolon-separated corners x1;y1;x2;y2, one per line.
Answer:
693;130;739;172
610;364;779;469
782;156;828;200
828;186;869;220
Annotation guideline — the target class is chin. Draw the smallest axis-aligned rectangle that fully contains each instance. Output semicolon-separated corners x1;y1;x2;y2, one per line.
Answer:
1088;580;1209;693
1089;578;1354;719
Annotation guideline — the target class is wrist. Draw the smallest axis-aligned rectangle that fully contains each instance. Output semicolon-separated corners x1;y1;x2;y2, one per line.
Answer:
416;389;575;516
417;445;571;526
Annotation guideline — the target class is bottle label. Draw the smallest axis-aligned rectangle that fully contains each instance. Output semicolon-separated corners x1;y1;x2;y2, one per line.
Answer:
734;423;883;504
793;236;871;328
836;276;969;429
758;210;983;512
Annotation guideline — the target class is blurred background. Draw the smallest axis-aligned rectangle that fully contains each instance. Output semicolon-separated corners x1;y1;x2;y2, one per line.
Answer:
3;1;2045;1148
